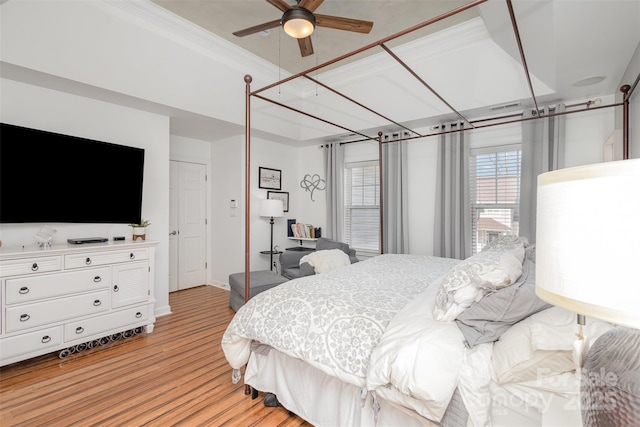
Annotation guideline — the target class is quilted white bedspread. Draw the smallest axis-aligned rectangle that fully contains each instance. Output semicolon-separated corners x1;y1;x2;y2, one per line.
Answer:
221;254;460;388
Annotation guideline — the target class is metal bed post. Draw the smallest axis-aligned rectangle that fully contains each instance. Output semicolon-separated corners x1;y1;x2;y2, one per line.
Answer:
243;74;256;398
377;132;384;254
621;84;631;160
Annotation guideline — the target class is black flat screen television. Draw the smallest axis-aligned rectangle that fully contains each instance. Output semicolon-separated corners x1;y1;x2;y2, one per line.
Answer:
0;123;145;224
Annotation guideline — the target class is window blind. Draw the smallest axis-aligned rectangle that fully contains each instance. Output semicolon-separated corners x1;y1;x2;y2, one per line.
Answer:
469;145;521;254
344;161;379;251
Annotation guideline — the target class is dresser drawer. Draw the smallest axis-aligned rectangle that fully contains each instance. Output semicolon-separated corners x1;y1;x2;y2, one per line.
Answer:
5;267;111;305
65;248;149;269
6;290;110;332
0;256;62;278
0;326;63;360
65;304;150;342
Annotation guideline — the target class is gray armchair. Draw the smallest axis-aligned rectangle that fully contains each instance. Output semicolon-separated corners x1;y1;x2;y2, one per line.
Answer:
279;237;359;280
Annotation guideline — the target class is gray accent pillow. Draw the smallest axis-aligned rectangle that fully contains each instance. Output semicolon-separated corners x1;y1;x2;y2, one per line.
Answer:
455;247;551;347
316;237;350;255
299;262;316;276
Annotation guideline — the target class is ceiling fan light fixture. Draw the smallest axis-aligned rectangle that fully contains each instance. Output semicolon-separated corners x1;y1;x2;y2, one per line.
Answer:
282;6;316;39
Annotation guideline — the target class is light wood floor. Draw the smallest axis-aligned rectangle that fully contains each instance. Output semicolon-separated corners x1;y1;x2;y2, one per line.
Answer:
0;285;312;426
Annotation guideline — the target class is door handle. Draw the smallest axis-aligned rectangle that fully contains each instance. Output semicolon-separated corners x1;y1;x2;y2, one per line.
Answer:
169;230;178;235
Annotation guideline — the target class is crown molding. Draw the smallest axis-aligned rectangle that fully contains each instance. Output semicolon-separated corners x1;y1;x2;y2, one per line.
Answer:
104;0;305;95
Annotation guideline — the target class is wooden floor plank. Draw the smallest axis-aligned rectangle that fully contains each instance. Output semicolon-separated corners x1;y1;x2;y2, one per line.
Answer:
0;285;312;427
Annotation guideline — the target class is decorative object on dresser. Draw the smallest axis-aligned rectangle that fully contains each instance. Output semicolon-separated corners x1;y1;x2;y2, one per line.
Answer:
535;158;640;426
34;225;57;249
0;240;158;366
259;199;284;271
129;218;151;241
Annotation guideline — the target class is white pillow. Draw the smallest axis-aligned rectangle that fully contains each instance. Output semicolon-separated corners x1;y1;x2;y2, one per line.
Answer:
433;241;525;321
300;249;350;274
492;306;614;384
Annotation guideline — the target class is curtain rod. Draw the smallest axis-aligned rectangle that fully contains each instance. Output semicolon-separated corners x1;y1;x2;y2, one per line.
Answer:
318;97;606;148
379;101;622;145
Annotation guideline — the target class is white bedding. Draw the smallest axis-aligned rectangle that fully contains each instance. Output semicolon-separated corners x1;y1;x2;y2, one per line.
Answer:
366;276;467;422
222;254;459;390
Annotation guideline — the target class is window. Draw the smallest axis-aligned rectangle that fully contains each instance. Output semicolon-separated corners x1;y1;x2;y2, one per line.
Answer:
469;146;521;254
344;161;379;252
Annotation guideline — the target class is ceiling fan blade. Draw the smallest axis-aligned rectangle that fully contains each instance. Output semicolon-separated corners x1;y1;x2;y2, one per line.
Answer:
298;0;324;13
266;0;291;13
315;14;373;34
233;19;281;37
298;37;314;57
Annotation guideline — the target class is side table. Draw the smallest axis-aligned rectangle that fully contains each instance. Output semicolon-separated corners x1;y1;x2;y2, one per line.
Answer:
260;250;283;271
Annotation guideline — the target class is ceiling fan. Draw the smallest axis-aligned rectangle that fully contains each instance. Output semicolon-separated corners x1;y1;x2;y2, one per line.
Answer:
232;0;374;57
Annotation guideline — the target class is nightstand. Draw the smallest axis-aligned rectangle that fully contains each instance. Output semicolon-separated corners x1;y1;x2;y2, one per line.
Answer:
260;250;283;271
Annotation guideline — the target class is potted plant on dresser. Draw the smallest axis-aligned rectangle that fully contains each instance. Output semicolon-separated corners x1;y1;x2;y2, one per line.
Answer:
129;218;151;241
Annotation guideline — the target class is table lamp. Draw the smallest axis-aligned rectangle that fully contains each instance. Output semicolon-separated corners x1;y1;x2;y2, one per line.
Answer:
260;199;284;270
535;158;640;425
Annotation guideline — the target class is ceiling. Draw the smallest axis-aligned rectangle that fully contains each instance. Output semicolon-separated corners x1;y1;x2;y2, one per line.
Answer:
149;0;480;75
145;0;640;144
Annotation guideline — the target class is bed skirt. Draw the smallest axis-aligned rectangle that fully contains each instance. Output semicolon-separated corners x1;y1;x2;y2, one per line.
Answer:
244;347;584;427
244;347;438;427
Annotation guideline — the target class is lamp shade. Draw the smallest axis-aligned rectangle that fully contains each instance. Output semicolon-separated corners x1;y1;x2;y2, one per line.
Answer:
535;158;640;328
260;199;283;218
282;6;315;38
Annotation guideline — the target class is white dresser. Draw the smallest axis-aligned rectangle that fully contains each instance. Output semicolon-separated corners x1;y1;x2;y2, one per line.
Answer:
0;240;157;366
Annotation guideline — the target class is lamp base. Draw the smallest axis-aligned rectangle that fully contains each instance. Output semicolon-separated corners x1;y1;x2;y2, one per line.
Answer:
581;326;640;426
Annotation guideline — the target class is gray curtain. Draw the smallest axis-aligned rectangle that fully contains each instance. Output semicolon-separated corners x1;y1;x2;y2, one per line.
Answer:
519;104;566;243
381;132;409;254
323;142;344;240
434;122;471;260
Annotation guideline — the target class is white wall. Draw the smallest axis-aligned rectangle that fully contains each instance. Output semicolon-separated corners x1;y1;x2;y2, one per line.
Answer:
210;135;245;287
564;95;615;167
0;78;171;316
293;145;327;240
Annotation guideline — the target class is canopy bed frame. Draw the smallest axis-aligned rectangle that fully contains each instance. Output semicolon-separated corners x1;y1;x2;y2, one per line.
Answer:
241;0;636;306
232;0;638;424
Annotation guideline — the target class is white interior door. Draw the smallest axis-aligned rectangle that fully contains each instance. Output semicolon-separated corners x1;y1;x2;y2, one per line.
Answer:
169;160;207;291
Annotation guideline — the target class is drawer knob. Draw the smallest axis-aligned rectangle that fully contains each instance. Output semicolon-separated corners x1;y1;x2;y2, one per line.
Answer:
42;335;51;343
93;299;102;306
113;285;119;292
130;253;135;260
31;263;39;271
19;286;30;294
136;312;142;318
93;276;102;283
20;314;30;322
85;257;92;265
75;327;84;334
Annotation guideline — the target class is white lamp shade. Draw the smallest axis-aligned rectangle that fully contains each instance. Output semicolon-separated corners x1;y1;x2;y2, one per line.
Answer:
260;199;283;218
535;159;640;328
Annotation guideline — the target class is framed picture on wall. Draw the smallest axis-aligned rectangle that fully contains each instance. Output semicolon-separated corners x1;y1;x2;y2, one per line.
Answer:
259;167;282;190
267;191;289;212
